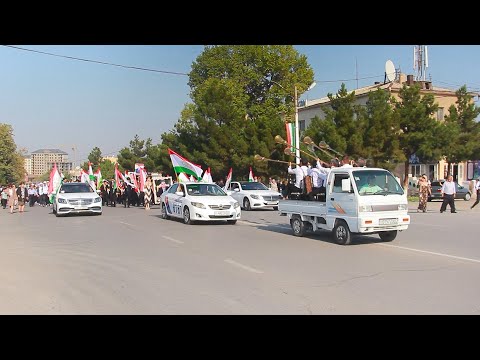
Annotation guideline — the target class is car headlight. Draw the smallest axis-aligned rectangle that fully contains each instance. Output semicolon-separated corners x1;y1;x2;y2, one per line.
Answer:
398;204;407;210
233;201;240;209
191;202;206;209
57;198;67;204
250;195;260;199
359;205;372;212
94;197;102;203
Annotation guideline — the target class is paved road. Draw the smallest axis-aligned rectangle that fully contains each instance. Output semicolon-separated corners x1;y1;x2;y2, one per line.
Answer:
0;198;479;314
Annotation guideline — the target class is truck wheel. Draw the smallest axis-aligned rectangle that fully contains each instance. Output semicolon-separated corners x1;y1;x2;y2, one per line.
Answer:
333;220;352;245
379;230;397;242
291;216;306;237
243;198;251;211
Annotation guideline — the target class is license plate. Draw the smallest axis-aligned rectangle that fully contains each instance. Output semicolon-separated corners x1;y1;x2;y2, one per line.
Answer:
214;210;229;216
266;201;278;205
76;207;89;210
379;218;398;225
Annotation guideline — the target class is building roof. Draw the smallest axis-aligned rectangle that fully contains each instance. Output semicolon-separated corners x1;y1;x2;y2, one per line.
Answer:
299;80;476;111
23;155;31;159
31;149;68;155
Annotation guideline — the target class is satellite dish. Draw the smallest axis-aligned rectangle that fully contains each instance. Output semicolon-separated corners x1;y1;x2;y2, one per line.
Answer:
385;60;396;82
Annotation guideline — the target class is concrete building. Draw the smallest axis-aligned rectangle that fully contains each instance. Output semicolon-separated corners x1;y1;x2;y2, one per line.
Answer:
103;156;118;164
31;149;71;176
298;73;479;185
24;155;32;175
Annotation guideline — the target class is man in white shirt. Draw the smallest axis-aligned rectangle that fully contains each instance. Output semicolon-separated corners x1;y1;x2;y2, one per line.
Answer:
308;159;328;201
440;175;456;213
287;158;309;199
471;177;480;209
340;155;354;168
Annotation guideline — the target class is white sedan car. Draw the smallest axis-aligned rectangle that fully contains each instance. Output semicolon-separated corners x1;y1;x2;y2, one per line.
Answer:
53;182;103;217
160;182;241;224
227;181;282;210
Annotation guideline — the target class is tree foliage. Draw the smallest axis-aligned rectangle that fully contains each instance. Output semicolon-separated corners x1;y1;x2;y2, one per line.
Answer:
0;123;25;184
160;45;314;181
392;84;441;187
443;85;480;164
87;146;103;167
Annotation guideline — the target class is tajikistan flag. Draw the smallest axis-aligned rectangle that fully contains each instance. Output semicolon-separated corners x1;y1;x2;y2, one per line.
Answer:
94;168;102;188
178;172;190;183
248;167;254;182
223;168;232;191
168;148;203;180
48;163;62;203
80;169;90;184
88;162;96;191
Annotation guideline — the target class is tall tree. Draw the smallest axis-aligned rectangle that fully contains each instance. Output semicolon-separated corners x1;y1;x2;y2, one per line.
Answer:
443;85;480;175
117;134;152;171
392;84;440;188
362;89;404;170
87;146;103;167
304;83;364;162
0;123;25;184
162;45;314;180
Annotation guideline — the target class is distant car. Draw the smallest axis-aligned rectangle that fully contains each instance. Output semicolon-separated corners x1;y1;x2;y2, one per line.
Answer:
160;182;241;224
53;182;103;217
227;181;283;210
428;180;471;201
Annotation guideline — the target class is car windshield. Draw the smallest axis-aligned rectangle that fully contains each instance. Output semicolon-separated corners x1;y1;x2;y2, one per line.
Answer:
353;170;404;196
186;183;227;196
239;182;269;190
60;183;94;193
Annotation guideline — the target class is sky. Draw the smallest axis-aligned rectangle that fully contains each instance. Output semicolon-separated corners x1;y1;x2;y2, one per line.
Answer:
1;45;479;166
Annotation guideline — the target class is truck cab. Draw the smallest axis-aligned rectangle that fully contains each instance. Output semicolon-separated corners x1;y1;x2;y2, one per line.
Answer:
278;167;410;245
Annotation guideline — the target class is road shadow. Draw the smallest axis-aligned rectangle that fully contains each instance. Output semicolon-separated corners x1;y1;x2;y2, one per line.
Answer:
250;223;385;246
149;214;237;226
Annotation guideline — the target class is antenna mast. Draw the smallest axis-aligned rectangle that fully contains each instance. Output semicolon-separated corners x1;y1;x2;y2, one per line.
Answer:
414;45;429;81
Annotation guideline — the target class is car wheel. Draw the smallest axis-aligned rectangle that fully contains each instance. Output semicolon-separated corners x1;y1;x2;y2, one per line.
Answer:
243;197;251;211
333;220;352;245
161;203;170;220
290;215;306;237
464;193;471;201
379;230;397;242
53;205;57;214
227;220;237;225
183;206;193;225
55;211;62;217
273;206;278;211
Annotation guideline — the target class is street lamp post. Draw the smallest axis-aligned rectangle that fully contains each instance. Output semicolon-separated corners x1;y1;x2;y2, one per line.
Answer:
270;79;316;165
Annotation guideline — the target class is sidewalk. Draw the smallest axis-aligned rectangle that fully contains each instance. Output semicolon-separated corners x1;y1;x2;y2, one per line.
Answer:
408;198;476;212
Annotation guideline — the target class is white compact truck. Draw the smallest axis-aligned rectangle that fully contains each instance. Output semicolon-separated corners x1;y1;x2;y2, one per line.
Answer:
278;167;410;245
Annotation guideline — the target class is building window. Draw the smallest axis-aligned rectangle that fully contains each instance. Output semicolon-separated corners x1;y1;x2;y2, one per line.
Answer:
437;107;444;121
410;164;422;178
299;120;305;132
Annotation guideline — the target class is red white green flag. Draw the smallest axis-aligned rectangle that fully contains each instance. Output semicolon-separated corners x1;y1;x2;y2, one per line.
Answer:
223;168;232;191
168;148;203;180
286;122;295;152
248;167;254;182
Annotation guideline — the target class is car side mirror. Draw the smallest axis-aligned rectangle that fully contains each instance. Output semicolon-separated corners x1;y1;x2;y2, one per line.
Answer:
234;188;240;192
175;191;184;196
226;190;232;196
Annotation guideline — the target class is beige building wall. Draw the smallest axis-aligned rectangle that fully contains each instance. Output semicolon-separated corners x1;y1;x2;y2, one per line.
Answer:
24;156;32;175
31;149;69;176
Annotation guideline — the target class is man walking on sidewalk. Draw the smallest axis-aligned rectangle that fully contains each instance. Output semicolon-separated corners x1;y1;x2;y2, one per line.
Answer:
471;177;480;209
440;175;457;213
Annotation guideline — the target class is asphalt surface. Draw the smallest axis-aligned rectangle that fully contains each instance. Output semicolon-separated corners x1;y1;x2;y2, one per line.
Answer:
0;197;479;314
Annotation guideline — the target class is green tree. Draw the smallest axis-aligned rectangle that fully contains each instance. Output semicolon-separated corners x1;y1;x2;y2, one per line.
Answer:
443;85;480;175
0;123;25;184
362;89;404;170
99;159;116;180
304;83;364;162
162;45;314;180
87;147;103;167
392;84;440;188
117;134;152;172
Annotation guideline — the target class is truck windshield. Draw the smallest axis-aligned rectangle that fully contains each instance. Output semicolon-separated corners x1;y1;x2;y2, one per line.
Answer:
353;170;404;196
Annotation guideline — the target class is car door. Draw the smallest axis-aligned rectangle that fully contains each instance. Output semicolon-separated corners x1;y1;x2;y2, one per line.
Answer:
327;172;357;228
229;182;241;202
164;183;181;218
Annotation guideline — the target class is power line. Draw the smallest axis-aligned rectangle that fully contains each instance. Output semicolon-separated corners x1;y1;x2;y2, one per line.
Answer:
2;45;189;76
